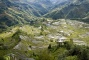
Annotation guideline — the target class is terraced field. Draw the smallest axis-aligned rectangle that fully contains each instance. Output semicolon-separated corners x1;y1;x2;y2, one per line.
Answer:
0;19;89;60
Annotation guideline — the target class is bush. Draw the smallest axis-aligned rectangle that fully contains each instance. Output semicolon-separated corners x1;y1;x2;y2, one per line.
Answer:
79;48;89;60
0;57;5;60
48;44;52;49
35;50;54;60
64;56;78;60
68;45;81;56
64;41;73;50
67;45;89;60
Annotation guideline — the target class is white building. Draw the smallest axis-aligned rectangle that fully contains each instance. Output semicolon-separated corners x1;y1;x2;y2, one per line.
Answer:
57;37;67;46
57;37;67;43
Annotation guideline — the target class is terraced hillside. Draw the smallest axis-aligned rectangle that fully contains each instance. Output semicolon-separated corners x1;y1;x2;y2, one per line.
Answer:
0;0;89;60
0;19;89;60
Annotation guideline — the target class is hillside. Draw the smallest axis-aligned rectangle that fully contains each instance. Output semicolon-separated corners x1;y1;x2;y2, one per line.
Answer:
0;18;89;60
0;0;89;60
44;0;89;21
0;0;52;31
1;0;89;31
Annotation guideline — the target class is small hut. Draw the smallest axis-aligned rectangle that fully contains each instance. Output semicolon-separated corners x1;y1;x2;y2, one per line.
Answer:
57;37;67;46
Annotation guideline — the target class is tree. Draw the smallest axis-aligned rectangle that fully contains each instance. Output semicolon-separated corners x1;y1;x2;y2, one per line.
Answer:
48;44;52;49
79;48;89;60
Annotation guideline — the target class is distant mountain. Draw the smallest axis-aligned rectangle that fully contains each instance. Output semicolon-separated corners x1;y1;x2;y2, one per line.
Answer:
10;0;53;15
44;0;89;20
50;0;69;4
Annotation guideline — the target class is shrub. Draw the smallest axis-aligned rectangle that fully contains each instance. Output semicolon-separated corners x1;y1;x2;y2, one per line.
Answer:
48;44;52;49
0;57;5;60
64;41;73;50
35;50;54;60
79;48;89;60
64;56;78;60
68;45;81;56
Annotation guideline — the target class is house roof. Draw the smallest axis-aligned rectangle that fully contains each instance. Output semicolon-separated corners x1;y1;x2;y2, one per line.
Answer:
57;37;67;42
60;37;67;40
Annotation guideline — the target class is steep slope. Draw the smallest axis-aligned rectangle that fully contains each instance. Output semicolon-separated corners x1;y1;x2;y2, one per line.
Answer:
12;0;52;15
45;0;89;20
0;0;52;31
28;0;52;15
0;0;15;29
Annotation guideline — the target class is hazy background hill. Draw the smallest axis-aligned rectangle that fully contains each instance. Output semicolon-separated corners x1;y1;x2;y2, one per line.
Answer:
45;0;89;20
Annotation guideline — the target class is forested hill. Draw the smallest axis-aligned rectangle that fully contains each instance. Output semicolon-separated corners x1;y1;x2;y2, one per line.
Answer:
45;0;89;21
0;0;52;30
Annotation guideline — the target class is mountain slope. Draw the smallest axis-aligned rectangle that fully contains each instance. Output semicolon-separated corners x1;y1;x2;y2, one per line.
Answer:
12;0;52;15
0;0;89;60
0;0;52;31
0;0;89;31
44;0;89;20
